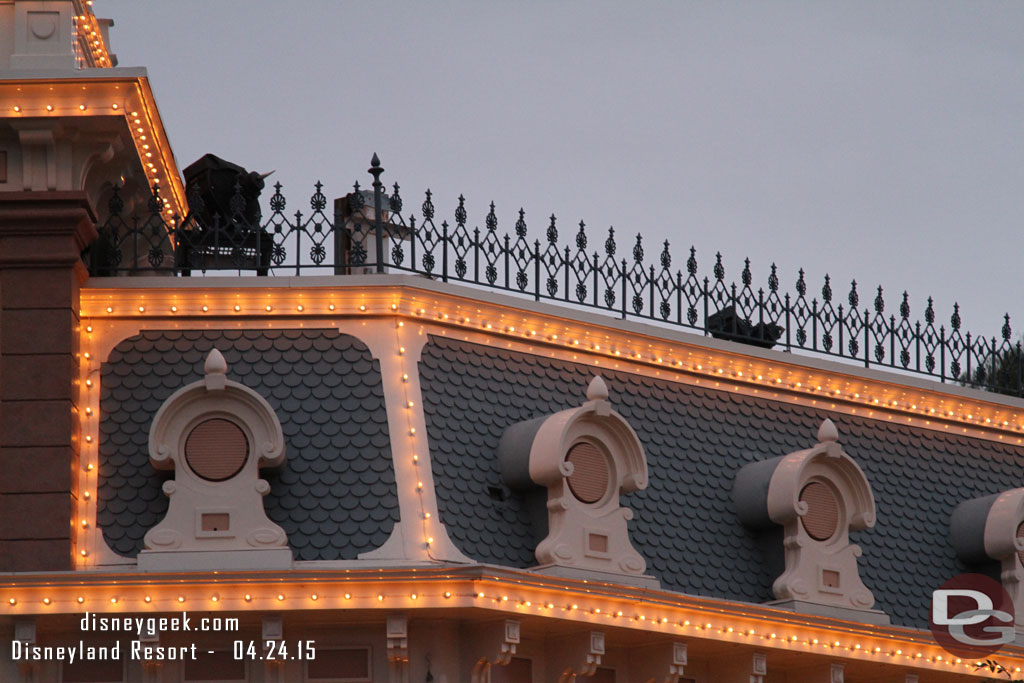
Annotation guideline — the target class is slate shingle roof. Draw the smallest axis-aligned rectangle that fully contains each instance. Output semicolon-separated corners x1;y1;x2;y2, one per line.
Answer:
419;335;1024;628
98;329;398;561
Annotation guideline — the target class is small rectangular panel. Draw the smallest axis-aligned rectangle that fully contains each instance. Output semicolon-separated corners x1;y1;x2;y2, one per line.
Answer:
589;533;609;553
201;513;230;532
307;647;371;682
822;569;841;588
195;508;234;538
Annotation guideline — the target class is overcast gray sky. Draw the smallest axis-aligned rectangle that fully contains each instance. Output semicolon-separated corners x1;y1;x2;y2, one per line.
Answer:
101;1;1024;343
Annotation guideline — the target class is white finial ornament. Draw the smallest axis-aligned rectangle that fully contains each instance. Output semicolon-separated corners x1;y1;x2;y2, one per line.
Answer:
205;348;227;375
587;375;609;402
817;418;839;443
204;348;227;390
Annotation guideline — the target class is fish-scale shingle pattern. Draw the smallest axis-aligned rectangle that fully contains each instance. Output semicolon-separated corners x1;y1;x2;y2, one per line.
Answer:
98;329;398;561
419;336;1024;628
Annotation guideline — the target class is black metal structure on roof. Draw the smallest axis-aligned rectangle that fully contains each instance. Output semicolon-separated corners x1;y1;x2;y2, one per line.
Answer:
85;155;1024;398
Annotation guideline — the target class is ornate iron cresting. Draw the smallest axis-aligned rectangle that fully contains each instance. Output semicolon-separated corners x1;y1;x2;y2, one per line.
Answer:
85;155;1024;397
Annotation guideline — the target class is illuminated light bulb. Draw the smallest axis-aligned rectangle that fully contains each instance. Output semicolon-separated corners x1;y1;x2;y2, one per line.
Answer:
409;428;416;436
84;352;91;359
407;401;414;408
427;537;434;544
444;592;451;599
265;305;272;312
106;306;113;313
86;463;94;471
46;105;53;112
244;594;252;602
83;491;90;499
277;594;285;601
8;598;15;605
310;594;318;601
477;592;485;599
416;481;423;489
78;596;85;604
418;308;425;315
296;305;304;312
81;519;88;527
80;549;88;556
177;596;185;603
397;321;404;327
85;407;92;415
412;454;419;462
486;323;493;329
211;595;219;602
85;436;93;443
398;347;405;354
234;305;241;312
170;306;177;313
328;304;335;311
86;326;93;333
423;512;430;519
344;593;351;599
112;104;118;110
402;374;409;382
391;304;398;311
359;305;367;311
13;106;21;112
411;593;418;600
110;597;117;604
570;604;577;610
43;598;51;605
136;127;143;133
377;594;384;602
201;305;209;312
749;629;756;636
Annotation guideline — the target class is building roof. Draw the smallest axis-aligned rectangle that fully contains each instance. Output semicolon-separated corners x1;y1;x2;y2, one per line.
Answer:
98;328;399;561
421;335;1024;630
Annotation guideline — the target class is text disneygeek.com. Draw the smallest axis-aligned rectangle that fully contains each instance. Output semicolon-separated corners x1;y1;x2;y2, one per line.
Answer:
10;612;243;664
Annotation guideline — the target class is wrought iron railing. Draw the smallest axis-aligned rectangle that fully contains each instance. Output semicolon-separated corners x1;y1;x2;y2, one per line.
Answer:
85;155;1024;398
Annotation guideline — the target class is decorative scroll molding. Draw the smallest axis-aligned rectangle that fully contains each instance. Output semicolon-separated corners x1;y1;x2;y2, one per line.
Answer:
387;613;409;683
550;631;605;683
470;620;521;683
629;642;688;683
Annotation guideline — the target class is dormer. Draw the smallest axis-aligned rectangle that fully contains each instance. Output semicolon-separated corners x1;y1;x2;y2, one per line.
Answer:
498;376;654;586
138;348;291;571
734;419;886;623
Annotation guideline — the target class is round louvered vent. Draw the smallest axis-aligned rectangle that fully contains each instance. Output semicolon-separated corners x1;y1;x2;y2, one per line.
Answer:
185;418;248;482
1017;521;1024;568
799;481;840;541
565;442;610;504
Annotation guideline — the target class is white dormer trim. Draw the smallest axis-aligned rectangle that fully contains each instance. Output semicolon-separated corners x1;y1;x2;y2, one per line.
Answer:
138;348;291;571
